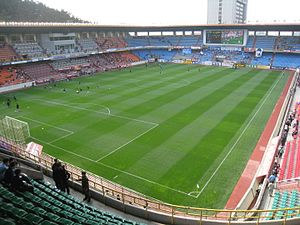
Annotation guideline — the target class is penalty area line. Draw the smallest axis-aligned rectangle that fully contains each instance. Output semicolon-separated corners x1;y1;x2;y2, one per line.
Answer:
195;72;284;198
96;123;159;162
32;98;158;126
30;137;193;197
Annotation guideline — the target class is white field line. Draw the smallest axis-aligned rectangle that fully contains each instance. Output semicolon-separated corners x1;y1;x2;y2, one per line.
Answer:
48;133;74;144
32;99;158;126
86;103;111;115
96;161;192;196
30;136;97;163
195;72;284;198
23;101;189;196
30;136;191;197
20;116;73;134
96;123;159;162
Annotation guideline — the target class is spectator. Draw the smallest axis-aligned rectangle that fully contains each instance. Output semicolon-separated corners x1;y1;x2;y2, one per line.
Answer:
52;158;60;189
268;182;275;197
77;171;91;202
3;161;17;186
0;158;9;181
11;169;34;193
55;162;65;191
268;174;276;183
61;165;70;194
277;146;284;158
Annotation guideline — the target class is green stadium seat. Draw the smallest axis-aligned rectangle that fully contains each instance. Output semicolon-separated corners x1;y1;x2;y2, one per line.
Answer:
23;213;44;225
39;200;52;210
85;220;101;225
0;218;16;225
33;206;47;217
72;214;86;223
49;205;61;214
40;220;59;225
59;210;74;219
57;218;74;225
45;212;60;222
20;202;35;212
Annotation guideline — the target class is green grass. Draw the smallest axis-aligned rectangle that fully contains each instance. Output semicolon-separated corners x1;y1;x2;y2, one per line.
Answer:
0;64;289;209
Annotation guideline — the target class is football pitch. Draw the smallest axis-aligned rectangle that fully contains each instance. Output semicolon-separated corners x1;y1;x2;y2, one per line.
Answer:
0;64;289;208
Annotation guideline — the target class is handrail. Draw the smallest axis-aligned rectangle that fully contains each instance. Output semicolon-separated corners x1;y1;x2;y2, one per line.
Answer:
1;137;299;223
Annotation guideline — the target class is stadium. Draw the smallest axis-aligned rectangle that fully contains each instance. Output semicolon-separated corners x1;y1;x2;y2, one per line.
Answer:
0;1;300;225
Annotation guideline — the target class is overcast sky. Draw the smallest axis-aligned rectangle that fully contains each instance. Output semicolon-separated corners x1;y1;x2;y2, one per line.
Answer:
36;0;300;25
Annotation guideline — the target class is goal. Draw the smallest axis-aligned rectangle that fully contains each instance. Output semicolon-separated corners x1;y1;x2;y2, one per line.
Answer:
0;116;30;144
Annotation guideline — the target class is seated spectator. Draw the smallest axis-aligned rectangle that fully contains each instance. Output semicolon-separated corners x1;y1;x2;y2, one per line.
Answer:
0;158;9;181
11;169;34;193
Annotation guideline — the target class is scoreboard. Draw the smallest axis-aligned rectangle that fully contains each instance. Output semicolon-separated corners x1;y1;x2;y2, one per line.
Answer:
204;30;247;46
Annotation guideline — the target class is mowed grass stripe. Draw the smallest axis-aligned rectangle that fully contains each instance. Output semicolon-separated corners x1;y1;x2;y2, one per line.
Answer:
20;99;153;159
101;69;261;167
36;65;222;112
22;67;236;159
0;66;288;210
30;64;195;101
87;66;218;107
109;68;245;122
157;70;280;190
122;70;273;182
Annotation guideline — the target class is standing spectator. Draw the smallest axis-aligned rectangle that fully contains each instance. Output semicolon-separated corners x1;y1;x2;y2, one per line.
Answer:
0;158;9;182
3;161;17;186
55;162;65;191
52;159;60;189
277;146;284;158
61;165;70;194
268;174;276;184
268;182;275;197
77;171;91;202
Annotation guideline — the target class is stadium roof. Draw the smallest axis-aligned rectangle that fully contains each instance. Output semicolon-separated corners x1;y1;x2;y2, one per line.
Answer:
1;22;300;33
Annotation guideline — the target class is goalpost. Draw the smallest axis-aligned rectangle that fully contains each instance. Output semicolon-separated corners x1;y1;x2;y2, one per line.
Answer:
0;116;30;145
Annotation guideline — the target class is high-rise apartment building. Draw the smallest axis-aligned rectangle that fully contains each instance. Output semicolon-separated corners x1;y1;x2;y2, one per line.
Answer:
207;0;248;24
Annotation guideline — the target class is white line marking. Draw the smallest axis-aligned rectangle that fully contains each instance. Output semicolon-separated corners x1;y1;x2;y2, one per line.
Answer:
195;72;284;198
48;133;74;144
97;161;192;196
30;136;192;197
20;116;73;134
96;124;159;162
73;102;111;115
32;99;158;126
30;136;97;163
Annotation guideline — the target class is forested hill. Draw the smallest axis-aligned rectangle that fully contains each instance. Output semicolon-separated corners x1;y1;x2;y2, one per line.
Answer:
0;0;87;23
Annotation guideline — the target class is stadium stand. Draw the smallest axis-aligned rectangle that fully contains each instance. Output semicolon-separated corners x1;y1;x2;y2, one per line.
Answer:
268;190;300;220
245;36;255;48
13;42;46;59
273;53;300;68
0;43;19;62
275;37;300;51
250;52;273;66
51;58;90;71
0;180;145;225
132;49;176;61
77;38;99;52
0;67;25;87
96;37;127;50
254;36;276;50
19;63;60;82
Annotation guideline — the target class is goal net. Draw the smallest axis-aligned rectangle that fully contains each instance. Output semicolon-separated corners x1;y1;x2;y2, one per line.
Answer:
0;116;30;144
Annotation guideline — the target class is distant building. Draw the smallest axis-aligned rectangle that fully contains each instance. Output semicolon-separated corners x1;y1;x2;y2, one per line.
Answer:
207;0;248;24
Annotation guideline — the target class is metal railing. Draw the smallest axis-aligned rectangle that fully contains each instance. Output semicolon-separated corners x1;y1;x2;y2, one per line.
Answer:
1;137;299;224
